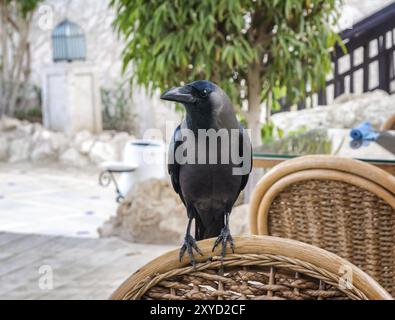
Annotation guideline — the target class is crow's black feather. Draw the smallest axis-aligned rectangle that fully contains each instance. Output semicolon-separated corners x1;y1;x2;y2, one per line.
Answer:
162;80;252;261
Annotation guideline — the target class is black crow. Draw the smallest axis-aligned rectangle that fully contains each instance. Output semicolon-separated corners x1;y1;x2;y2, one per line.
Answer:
161;80;252;264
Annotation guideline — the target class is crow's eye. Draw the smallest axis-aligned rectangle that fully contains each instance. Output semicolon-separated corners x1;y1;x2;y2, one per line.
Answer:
200;89;209;98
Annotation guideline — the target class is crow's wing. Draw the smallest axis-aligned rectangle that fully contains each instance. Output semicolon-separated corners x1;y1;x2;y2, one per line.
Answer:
168;124;185;204
237;124;252;194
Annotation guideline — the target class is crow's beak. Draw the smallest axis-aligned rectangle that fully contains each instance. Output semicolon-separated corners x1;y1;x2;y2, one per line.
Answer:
160;86;196;104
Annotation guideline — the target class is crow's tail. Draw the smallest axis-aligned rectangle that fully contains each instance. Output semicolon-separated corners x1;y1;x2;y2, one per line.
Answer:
195;213;225;241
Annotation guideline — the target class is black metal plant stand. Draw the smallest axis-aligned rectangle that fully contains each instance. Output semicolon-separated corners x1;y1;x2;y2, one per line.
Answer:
98;164;137;203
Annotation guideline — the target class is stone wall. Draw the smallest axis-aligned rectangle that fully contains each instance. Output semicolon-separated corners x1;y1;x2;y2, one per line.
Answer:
272;90;395;134
0;117;134;166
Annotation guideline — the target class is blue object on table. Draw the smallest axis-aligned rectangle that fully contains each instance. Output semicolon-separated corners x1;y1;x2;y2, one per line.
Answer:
350;122;379;141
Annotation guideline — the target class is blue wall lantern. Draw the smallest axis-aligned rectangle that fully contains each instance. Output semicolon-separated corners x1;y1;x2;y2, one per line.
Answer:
52;19;86;62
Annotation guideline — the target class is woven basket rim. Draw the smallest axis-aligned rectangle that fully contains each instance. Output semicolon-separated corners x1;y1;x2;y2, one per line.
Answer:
249;155;395;235
381;113;395;131
255;169;395;235
124;253;366;300
110;235;392;300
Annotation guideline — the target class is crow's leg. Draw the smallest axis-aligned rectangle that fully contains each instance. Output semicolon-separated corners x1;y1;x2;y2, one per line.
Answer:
212;212;234;258
179;216;203;265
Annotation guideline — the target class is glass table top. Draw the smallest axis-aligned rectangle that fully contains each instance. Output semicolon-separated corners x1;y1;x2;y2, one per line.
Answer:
253;129;395;164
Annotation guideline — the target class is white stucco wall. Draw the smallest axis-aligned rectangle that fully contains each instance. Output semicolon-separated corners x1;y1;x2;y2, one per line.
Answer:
342;0;395;23
30;0;123;87
29;0;181;137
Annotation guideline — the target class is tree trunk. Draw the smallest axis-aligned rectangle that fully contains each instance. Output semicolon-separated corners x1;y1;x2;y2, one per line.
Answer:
0;2;33;118
8;16;30;117
0;1;8;117
246;63;262;146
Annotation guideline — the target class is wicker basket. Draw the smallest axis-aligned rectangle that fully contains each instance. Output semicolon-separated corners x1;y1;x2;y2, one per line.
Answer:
110;236;391;300
250;155;395;296
381;113;395;131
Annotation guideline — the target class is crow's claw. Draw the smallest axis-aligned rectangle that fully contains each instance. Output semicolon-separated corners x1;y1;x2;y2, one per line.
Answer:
212;226;235;258
179;234;203;265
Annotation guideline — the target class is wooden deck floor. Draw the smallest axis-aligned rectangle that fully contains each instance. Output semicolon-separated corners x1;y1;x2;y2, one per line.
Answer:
0;232;173;300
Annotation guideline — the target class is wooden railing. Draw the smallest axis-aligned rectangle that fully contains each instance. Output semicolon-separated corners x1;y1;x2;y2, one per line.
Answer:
292;2;395;110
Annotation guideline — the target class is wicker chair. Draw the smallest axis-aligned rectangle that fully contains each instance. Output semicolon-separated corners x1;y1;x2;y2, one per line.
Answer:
381;113;395;131
249;155;395;296
110;235;391;300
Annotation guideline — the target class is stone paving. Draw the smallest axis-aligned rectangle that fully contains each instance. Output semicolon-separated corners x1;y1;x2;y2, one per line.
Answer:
0;163;174;299
0;232;173;299
0;163;118;238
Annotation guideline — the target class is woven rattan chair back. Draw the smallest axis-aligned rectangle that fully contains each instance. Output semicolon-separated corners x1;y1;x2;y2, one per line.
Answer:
249;155;395;296
381;113;395;131
110;236;391;300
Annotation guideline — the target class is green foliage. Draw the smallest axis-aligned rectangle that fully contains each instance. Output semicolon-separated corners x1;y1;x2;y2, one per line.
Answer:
111;0;343;112
101;82;136;133
260;121;284;144
5;0;43;17
236;112;247;128
255;129;333;155
260;123;310;144
14;107;42;123
287;125;309;137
